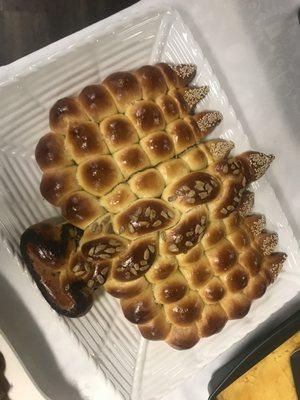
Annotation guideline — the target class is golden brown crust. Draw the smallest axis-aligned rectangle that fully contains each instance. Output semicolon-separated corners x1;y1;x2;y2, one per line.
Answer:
155;94;180;123
100;183;136;213
40;166;80;206
138;311;171;340
49;97;88;133
77;155;122;196
78;84;117;121
198;304;228;337
103;72;141;112
35;132;71;171
127;100;165;137
114;144;150;178
121;288;160;324
60;191;105;229
166;324;200;350
27;62;287;349
129;169;165;198
134;65;167;100
100;115;138;153
141;132;175;165
66;122;108;163
166;119;196;154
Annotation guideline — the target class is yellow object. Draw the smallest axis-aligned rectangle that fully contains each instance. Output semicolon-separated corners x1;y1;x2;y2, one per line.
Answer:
218;331;300;400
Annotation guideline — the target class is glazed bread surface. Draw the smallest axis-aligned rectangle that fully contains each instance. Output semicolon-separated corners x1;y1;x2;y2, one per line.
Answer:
20;63;287;350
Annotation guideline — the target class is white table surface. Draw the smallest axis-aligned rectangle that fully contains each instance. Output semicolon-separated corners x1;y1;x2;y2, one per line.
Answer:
1;0;299;399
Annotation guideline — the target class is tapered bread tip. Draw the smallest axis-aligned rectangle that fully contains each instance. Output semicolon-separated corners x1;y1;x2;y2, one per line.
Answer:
171;64;197;85
182;86;209;109
238;151;275;182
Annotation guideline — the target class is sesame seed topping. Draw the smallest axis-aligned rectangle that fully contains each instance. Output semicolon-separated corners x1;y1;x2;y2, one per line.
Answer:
87;279;94;288
183;86;209;109
261;233;278;255
105;247;116;254
150;210;156;220
167;210;174;218
208;140;234;160
88;248;94;256
72;264;81;273
75;270;85;276
95;244;106;253
197;111;223;132
152;220;162;227
101;266;109;276
187;190;196;197
128;224;134;233
161;210;168;219
144;249;150;260
140;265;149;271
96;275;105;284
169;244;179;252
168;195;176;202
171;64;196;79
130;267;138;276
195;224;201;234
187;197;196;203
139;221;150;227
148;244;155;253
99;254;110;259
249;153;275;180
250;216;266;236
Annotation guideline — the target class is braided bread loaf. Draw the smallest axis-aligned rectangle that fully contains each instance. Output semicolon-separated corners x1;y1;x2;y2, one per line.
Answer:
20;63;287;349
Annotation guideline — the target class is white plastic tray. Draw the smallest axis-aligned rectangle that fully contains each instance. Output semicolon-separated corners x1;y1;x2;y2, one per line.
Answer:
0;5;299;400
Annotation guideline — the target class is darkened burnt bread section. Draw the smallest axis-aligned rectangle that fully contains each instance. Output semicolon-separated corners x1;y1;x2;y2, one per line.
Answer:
113;199;178;239
20;222;93;317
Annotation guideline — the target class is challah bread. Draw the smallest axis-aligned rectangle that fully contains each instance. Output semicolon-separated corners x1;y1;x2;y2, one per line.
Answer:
20;62;287;349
